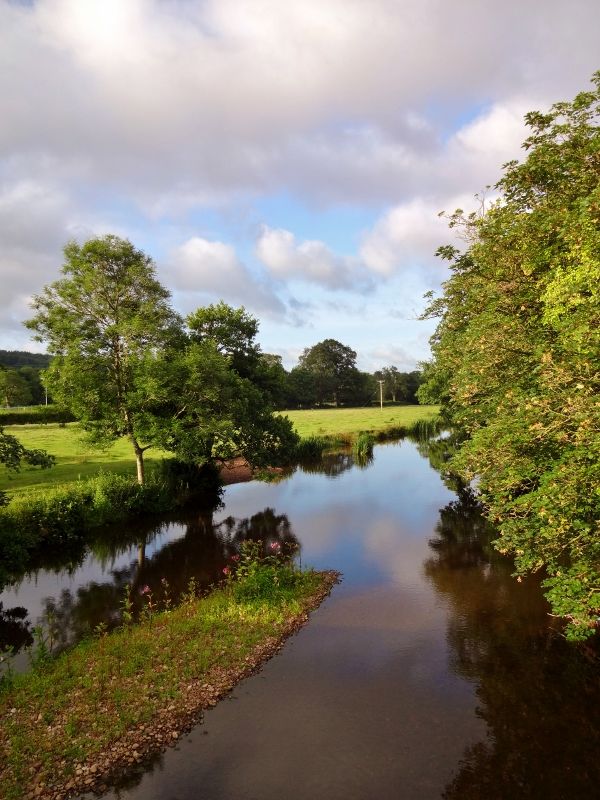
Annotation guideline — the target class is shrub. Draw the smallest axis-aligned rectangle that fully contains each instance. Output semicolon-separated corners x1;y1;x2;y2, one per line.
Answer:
0;406;75;425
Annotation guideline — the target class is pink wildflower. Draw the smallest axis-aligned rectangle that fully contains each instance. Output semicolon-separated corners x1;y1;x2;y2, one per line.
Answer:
223;566;231;575
231;554;240;562
140;585;151;595
270;541;281;551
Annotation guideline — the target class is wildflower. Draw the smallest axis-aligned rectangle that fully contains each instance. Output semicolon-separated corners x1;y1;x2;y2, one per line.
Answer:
140;585;151;595
270;542;281;551
231;554;240;562
223;566;231;575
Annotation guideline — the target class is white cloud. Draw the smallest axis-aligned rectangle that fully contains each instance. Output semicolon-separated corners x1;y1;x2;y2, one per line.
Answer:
1;0;597;207
1;0;599;353
166;236;285;316
256;226;373;291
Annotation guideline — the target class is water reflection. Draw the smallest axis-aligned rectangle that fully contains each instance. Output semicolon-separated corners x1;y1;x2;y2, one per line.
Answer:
0;602;33;652
0;508;299;662
298;450;356;478
425;490;600;799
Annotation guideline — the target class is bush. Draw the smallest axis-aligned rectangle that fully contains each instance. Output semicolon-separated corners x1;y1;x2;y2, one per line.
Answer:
0;406;75;425
294;435;331;460
226;540;301;601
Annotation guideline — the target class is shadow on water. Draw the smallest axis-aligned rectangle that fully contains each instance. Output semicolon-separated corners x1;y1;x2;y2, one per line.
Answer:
425;487;600;799
0;507;300;663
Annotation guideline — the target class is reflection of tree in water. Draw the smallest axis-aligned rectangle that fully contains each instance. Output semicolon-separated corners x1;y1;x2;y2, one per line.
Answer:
216;507;299;558
0;602;33;653
30;507;298;658
416;432;467;494
299;451;355;478
425;490;600;799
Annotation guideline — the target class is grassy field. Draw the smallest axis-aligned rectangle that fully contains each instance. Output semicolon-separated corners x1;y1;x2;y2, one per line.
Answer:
0;406;439;496
282;404;439;439
0;424;167;496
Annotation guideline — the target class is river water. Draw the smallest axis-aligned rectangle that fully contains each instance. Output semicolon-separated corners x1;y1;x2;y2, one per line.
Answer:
2;439;600;798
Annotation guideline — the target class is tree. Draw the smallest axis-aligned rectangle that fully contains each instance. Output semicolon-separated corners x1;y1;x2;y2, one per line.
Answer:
187;303;287;406
284;367;319;408
26;235;183;484
0;369;32;407
420;74;600;638
17;366;46;405
187;302;259;369
160;304;298;467
298;339;358;405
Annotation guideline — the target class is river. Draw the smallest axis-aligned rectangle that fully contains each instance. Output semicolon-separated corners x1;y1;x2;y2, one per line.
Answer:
2;438;600;798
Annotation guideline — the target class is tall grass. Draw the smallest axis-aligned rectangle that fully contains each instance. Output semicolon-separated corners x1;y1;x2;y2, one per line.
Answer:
353;432;375;466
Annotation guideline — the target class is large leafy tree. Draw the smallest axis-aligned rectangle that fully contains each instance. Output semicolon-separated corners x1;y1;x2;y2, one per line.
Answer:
26;235;183;484
298;338;359;406
420;74;600;638
161;303;298;467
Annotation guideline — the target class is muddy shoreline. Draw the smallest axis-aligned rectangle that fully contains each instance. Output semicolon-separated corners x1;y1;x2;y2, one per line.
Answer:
22;571;340;800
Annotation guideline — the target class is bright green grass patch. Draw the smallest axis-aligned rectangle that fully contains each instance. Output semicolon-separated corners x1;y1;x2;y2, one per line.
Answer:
0;423;167;496
282;405;439;440
0;568;333;800
0;406;439;496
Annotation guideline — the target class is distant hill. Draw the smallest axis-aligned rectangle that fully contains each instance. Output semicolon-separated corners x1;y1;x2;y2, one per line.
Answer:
0;350;51;369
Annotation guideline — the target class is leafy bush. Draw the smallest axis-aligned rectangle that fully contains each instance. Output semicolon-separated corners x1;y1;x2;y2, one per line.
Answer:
226;540;301;601
294;435;330;460
0;406;75;425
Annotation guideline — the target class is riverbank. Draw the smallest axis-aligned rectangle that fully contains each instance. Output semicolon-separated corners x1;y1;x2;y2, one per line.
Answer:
0;406;439;496
0;567;340;800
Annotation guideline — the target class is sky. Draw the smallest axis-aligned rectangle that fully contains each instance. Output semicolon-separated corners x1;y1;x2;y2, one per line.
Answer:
1;0;598;371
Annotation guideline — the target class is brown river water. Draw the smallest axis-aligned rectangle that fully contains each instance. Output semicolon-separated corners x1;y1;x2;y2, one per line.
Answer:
2;438;599;799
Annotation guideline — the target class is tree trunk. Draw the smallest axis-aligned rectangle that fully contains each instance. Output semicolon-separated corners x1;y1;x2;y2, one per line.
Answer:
131;439;145;485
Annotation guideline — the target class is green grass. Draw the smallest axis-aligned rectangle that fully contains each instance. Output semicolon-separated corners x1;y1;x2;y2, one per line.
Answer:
0;567;336;800
0;406;439;496
282;405;440;440
0;423;167;496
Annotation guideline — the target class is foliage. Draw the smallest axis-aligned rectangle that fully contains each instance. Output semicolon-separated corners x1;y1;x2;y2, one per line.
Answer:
0;369;32;408
0;351;50;369
225;539;302;601
298;338;360;406
284;366;319;408
353;432;375;464
163;305;299;467
374;366;423;403
26;235;183;484
420;74;600;638
0;406;75;425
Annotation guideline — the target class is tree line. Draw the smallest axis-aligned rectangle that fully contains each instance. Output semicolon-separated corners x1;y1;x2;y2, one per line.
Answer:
1;345;422;412
419;74;600;639
0;354;50;407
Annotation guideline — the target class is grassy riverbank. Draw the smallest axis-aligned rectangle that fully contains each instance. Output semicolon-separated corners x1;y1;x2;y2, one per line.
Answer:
0;406;439;496
0;565;339;800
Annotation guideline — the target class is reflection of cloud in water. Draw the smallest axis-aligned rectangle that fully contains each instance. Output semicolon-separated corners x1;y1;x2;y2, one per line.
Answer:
363;516;431;590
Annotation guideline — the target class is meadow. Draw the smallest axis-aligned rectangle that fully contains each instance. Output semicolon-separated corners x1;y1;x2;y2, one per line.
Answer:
282;405;439;440
0;405;439;496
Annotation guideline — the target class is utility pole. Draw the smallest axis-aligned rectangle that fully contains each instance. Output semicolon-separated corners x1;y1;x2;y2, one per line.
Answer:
378;380;384;410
